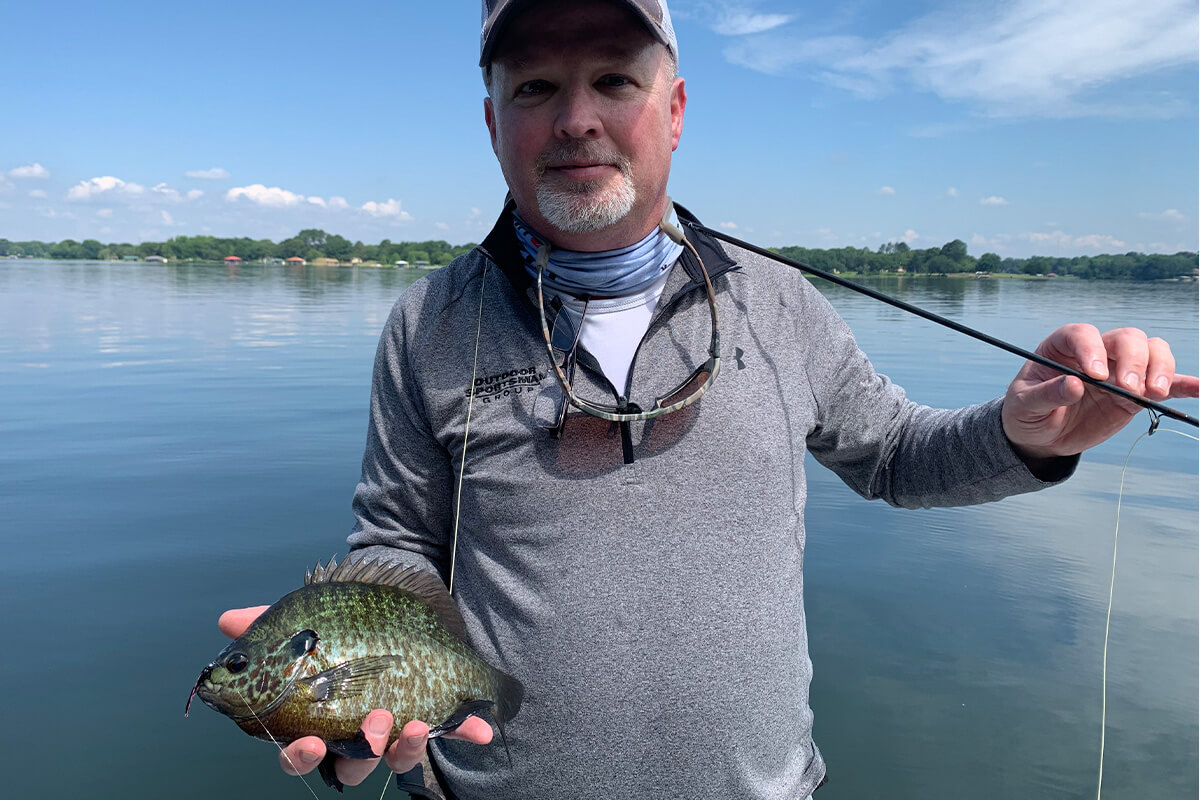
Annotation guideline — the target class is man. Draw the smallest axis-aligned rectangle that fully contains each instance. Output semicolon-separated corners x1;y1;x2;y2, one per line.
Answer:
220;1;1198;798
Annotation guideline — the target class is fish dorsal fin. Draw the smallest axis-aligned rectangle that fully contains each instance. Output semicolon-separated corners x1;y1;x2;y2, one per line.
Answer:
304;556;468;640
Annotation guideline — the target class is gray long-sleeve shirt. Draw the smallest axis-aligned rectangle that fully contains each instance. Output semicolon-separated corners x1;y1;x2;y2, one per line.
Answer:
347;204;1073;800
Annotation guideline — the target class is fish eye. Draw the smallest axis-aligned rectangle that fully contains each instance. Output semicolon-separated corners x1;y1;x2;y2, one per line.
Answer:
225;653;249;674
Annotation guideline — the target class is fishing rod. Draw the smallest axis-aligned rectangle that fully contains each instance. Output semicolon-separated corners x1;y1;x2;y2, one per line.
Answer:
691;223;1200;429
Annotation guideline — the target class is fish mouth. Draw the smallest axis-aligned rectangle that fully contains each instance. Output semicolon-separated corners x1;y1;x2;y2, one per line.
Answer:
185;663;213;717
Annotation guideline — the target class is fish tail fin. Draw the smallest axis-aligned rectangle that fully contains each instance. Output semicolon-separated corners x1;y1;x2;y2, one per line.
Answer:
492;669;524;768
493;669;524;726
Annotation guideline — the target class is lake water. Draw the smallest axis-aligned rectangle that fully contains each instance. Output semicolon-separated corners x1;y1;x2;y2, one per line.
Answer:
1;260;1195;799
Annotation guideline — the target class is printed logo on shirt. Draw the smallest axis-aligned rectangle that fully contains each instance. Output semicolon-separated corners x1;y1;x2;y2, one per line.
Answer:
465;366;547;403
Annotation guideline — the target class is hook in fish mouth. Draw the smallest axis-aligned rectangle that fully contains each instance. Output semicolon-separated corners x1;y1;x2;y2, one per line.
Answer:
185;664;214;717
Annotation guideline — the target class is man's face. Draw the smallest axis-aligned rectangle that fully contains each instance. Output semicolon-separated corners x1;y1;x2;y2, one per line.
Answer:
484;0;686;251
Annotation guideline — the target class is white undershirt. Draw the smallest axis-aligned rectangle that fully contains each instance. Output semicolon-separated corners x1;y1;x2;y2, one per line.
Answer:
553;270;672;395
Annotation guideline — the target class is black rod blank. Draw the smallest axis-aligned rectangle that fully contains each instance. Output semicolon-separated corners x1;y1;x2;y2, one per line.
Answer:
691;223;1199;429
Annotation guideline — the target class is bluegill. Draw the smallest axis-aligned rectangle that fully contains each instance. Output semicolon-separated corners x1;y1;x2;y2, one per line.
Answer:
187;557;522;791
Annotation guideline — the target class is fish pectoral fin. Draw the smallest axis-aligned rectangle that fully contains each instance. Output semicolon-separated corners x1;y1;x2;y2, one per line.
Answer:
427;699;495;738
300;655;403;702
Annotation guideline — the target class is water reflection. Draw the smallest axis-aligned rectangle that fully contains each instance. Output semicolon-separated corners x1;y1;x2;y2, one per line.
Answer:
0;261;1195;799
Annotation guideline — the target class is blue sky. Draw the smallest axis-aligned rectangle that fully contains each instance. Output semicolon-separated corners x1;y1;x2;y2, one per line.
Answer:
2;0;1196;257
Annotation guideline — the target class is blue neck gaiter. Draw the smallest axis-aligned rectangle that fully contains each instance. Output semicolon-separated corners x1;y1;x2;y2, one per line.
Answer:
514;208;685;298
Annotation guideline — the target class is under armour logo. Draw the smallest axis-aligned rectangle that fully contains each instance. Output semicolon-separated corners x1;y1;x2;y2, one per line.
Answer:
733;347;746;370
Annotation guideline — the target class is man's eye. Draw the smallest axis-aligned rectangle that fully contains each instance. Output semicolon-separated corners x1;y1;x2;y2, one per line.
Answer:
598;75;631;88
516;80;552;97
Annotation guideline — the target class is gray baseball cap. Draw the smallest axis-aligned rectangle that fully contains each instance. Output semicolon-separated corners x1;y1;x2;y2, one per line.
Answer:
479;0;678;67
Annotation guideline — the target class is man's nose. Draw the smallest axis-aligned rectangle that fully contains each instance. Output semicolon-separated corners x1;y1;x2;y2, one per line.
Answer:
555;86;602;139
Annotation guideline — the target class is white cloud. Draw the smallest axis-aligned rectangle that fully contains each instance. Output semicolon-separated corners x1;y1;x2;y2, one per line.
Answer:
1075;233;1126;250
877;186;896;195
307;196;327;207
722;0;1199;118
970;233;988;246
160;211;175;226
329;196;350;209
96;208;113;218
719;221;739;229
901;228;920;243
150;182;187;202
946;186;959;197
186;189;204;200
28;189;47;198
9;163;50;179
185;167;229;180
361;198;413;220
1138;208;1185;222
67;176;145;201
980;195;1009;206
712;9;794;36
1018;230;1127;251
435;222;450;230
226;184;306;207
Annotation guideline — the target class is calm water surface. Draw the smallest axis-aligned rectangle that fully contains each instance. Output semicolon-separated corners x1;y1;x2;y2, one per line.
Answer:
1;261;1196;799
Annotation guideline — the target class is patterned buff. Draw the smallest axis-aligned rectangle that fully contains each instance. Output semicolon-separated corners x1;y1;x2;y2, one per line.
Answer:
514;209;685;298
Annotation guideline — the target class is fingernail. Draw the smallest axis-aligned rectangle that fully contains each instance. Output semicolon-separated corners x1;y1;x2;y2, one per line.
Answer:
1154;376;1169;392
369;716;391;737
407;734;426;747
300;749;321;765
1124;372;1139;388
1091;360;1106;375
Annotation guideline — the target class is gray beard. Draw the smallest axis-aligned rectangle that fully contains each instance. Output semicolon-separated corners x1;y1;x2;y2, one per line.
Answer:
535;173;637;234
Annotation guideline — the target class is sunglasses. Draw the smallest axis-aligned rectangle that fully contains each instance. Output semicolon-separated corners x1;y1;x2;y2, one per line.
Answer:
534;204;722;427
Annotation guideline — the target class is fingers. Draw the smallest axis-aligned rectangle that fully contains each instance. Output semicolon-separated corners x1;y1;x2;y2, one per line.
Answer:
279;736;326;776
1101;327;1151;396
1167;373;1200;399
1039;323;1108;380
443;715;494;745
335;710;394;787
218;606;270;639
1143;336;1175;399
383;719;431;774
1011;374;1085;419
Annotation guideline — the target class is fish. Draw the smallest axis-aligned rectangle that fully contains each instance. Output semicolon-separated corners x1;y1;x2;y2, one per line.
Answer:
186;556;523;792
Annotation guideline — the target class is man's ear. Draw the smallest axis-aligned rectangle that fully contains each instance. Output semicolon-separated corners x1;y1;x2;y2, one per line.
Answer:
670;77;686;151
484;96;499;156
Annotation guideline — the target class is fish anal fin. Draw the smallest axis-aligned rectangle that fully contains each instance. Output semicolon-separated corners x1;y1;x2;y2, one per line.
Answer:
317;752;344;793
301;655;403;703
325;729;379;760
427;699;495;739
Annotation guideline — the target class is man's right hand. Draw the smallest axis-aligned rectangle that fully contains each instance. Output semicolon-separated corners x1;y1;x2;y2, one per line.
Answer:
217;606;494;788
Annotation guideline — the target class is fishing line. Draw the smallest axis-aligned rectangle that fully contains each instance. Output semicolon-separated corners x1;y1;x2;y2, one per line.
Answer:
1096;417;1198;800
689;223;1199;429
233;687;323;800
450;261;490;596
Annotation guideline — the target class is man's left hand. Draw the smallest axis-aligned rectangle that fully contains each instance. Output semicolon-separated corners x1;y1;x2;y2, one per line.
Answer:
1002;324;1199;460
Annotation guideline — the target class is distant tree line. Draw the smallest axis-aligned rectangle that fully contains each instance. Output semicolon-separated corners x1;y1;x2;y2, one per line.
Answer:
0;229;476;267
771;239;1198;281
3;231;1196;280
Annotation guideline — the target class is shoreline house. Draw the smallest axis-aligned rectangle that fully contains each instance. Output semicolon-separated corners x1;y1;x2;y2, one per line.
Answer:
285;256;306;267
224;256;243;264
145;255;167;264
311;257;340;267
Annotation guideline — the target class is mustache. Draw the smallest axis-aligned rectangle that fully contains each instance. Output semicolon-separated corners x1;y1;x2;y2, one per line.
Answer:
534;142;632;177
